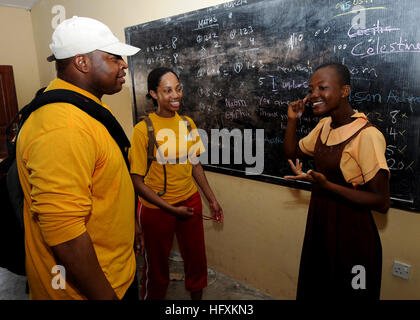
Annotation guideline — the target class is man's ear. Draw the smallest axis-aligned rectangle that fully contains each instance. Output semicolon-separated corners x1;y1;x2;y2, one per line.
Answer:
73;54;90;73
341;84;351;98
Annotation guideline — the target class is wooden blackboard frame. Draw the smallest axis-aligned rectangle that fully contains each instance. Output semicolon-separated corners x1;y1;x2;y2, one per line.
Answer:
201;164;417;212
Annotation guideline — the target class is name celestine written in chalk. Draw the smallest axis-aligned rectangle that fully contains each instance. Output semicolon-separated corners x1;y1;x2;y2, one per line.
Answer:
163;303;254;317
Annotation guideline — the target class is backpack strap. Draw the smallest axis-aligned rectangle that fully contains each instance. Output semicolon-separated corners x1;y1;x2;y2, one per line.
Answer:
140;114;192;169
15;89;131;169
140;115;158;176
139;115;167;196
138;114;191;197
180;115;191;133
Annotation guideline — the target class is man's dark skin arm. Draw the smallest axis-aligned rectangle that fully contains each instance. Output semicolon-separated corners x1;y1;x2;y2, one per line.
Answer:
51;231;119;300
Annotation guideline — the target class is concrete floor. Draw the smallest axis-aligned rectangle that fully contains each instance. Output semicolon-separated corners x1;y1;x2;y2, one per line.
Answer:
0;251;275;300
140;251;275;300
0;267;29;300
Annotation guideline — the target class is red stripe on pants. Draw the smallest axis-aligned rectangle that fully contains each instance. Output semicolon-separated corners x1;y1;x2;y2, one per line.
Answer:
138;191;207;300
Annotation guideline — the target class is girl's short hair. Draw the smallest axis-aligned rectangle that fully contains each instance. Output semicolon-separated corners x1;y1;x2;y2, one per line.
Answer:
314;62;351;86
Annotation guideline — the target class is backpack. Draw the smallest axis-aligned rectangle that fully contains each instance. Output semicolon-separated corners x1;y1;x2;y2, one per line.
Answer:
0;88;130;276
140;114;191;197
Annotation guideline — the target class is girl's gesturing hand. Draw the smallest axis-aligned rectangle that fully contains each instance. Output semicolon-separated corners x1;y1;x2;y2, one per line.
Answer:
287;95;309;120
284;159;328;188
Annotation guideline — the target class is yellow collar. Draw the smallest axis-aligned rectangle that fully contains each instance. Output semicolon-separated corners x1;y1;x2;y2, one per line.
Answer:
320;111;368;146
45;78;104;107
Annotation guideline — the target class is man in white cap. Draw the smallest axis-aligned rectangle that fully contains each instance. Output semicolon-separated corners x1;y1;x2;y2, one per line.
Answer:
16;16;141;300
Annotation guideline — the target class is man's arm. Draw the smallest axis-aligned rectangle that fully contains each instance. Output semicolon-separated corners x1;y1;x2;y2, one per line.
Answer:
51;231;119;300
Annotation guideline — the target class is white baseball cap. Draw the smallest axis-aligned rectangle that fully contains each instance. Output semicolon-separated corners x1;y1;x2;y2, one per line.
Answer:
47;16;140;61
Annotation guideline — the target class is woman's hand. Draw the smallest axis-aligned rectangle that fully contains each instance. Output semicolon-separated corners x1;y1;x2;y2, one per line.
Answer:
306;170;328;188
284;159;328;188
172;206;194;219
191;162;224;223
284;159;312;181
134;221;144;257
288;95;309;120
209;200;224;224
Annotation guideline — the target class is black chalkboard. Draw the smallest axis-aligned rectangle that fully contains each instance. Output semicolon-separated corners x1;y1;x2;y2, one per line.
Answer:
125;0;420;212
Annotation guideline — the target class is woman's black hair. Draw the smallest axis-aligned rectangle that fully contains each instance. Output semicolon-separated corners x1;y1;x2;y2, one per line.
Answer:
146;67;179;106
314;62;351;86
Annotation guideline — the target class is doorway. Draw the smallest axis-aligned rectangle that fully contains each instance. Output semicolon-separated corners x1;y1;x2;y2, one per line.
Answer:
0;65;19;159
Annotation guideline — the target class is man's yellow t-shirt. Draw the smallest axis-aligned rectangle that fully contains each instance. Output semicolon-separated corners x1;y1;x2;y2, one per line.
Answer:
16;78;136;299
129;112;205;208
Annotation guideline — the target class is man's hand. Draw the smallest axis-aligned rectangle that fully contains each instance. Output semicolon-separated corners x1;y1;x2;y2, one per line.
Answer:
51;232;119;300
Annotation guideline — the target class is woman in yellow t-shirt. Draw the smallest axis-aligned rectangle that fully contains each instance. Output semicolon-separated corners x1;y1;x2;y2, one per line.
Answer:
129;67;223;300
284;62;390;300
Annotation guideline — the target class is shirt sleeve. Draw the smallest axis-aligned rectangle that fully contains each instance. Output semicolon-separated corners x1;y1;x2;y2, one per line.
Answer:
128;121;149;176
341;126;390;185
298;118;328;156
26;127;95;246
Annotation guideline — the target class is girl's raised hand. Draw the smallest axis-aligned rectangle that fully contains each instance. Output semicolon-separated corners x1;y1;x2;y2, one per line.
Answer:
287;95;309;120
